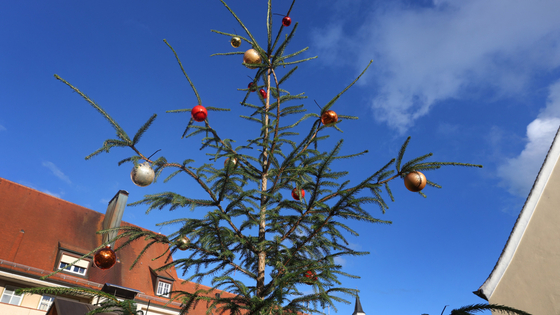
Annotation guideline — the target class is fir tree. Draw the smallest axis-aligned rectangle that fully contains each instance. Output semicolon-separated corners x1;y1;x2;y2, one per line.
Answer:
17;1;532;315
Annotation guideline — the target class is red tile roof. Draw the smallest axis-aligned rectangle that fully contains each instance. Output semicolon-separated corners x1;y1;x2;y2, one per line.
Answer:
0;177;233;312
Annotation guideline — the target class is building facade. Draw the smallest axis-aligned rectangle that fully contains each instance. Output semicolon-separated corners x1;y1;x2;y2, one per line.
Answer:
0;177;229;315
475;127;560;315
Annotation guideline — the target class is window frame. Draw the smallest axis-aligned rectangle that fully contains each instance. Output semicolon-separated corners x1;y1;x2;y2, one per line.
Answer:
57;252;90;277
0;285;23;306
38;295;55;311
156;280;172;298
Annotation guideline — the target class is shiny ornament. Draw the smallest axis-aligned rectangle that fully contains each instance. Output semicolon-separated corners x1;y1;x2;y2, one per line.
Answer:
404;171;427;192
259;88;267;99
94;245;117;270
291;188;305;200
224;157;237;168
177;236;190;251
303;270;317;284
248;82;256;92
282;16;292;27
130;162;155;187
230;36;242;48
243;49;262;69
192;105;208;122
321;110;338;125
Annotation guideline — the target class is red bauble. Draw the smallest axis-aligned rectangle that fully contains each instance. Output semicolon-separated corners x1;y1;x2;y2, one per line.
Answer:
191;105;208;122
94;245;117;270
282;16;292;27
248;82;256;92
291;188;305;200
404;171;427;192
259;89;267;99
303;270;317;284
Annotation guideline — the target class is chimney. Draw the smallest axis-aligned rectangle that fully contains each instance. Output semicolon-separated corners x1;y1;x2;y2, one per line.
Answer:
102;190;129;246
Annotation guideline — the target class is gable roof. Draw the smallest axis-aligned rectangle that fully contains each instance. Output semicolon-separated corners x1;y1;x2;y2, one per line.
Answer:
474;126;560;300
0;177;232;311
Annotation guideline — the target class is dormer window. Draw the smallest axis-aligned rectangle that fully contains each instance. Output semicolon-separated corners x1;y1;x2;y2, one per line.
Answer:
156;281;171;297
58;253;90;276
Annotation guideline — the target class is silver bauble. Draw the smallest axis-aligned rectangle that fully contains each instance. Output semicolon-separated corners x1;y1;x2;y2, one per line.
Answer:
130;162;155;187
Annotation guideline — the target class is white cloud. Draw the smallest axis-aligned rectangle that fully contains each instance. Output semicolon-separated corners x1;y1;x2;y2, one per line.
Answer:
42;161;72;184
334;256;347;267
498;81;560;196
42;190;62;198
0;124;6;131
313;0;560;133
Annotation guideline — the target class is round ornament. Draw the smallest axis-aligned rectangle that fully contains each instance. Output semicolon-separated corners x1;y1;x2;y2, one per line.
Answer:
404;171;427;192
303;270;317;284
130;161;155;187
231;36;242;48
224;157;237;168
282;16;292;27
248;82;256;92
177;235;190;251
321;110;338;125
94;245;117;270
192;105;208;122
243;49;262;69
259;89;267;99
291;188;305;200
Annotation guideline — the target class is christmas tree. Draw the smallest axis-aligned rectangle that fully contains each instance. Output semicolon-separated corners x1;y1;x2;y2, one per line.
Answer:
18;1;535;315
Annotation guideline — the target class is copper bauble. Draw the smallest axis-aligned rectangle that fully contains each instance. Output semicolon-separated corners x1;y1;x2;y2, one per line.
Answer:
192;105;208;122
230;36;242;48
177;236;190;251
404;171;427;192
130;162;155;187
94;245;117;270
243;49;262;69
224;157;237;168
291;188;305;200
321;110;338;125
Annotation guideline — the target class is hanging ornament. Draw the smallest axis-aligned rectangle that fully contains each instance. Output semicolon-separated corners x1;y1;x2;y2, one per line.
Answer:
192;105;208;122
404;171;427;192
303;270;317;284
243;49;262;69
248;82;256;92
94;245;117;270
230;36;242;48
130;161;155;187
176;235;190;251
321;110;338;125
259;88;267;99
282;16;292;27
291;188;305;200
224;157;237;168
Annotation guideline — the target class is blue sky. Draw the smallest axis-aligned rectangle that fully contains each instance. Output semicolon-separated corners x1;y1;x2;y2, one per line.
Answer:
2;0;560;314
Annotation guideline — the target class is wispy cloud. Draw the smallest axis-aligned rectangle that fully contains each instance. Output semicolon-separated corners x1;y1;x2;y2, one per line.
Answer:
497;81;560;196
313;0;560;133
0;124;6;131
42;161;72;184
43;190;62;198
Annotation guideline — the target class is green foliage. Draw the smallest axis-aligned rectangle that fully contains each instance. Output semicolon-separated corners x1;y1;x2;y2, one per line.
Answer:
449;303;532;315
48;1;485;315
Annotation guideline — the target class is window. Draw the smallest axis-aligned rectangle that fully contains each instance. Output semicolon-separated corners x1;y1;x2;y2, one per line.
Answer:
156;281;171;297
0;286;22;305
58;254;89;276
38;295;55;311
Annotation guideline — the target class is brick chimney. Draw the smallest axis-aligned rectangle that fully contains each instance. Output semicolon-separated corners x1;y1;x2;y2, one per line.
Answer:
102;190;129;246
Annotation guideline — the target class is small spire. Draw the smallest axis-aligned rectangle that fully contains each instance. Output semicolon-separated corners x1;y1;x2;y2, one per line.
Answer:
353;294;365;315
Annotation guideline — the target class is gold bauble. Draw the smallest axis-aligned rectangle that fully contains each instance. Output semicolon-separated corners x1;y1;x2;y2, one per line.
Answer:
177;236;190;251
243;49;262;69
231;36;242;48
321;110;338;125
404;171;427;192
94;245;117;270
224;157;237;168
130;162;155;187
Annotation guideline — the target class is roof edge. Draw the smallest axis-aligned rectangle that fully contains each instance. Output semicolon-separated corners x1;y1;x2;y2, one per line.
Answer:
476;125;560;300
